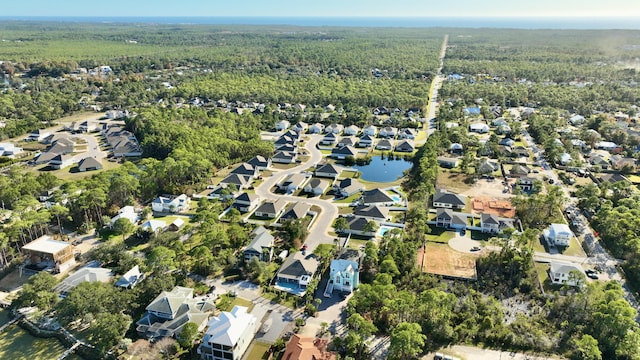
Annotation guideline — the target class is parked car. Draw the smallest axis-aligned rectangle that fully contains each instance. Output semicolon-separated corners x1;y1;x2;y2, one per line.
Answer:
470;246;481;252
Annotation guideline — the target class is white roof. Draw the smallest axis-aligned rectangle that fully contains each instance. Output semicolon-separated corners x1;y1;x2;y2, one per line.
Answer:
202;306;256;347
141;219;166;232
550;261;584;274
548;223;572;236
22;236;71;254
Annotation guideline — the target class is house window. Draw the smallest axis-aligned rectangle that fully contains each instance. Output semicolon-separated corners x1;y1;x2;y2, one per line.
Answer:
345;281;350;286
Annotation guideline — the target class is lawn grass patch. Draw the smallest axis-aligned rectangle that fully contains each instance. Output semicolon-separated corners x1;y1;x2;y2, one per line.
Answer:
245;341;271;360
0;325;71;360
425;227;456;243
216;294;254;313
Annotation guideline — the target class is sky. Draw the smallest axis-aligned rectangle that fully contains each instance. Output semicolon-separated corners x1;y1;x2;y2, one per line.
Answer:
3;0;640;18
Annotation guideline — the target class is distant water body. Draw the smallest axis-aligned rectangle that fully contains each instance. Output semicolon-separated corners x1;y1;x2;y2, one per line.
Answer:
2;16;640;30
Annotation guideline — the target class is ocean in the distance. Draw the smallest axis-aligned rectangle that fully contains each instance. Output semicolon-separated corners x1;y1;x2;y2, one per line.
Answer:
1;16;639;29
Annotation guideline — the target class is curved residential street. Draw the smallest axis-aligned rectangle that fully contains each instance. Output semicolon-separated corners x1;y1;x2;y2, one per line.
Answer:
254;134;338;252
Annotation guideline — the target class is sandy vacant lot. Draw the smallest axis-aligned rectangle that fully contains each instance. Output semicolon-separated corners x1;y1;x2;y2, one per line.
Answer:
417;242;478;279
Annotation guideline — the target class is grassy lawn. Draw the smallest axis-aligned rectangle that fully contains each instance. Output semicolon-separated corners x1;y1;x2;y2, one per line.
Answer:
346;238;370;250
470;230;493;242
245;341;271;360
559;237;587;257
417;242;478;279
152;214;191;225
358;176;405;190
27;158;121;181
436;170;473;193
341;170;360;179
216;294;254;312
261;291;296;309
534;262;563;293
425;227;456;243
339;207;354;215
0;325;77;360
271;163;298;170
335;193;360;204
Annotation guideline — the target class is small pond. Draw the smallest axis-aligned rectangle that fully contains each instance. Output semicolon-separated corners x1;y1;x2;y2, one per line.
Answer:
352;155;413;183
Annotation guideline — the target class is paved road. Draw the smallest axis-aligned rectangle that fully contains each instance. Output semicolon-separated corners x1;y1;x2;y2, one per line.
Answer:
254;134;338;252
425;34;448;138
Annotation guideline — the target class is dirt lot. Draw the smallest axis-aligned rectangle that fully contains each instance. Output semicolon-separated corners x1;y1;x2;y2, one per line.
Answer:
436;171;473;193
471;196;516;218
416;242;478;279
461;178;512;199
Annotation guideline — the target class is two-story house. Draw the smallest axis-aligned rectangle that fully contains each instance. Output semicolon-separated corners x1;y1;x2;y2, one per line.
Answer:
198;306;257;360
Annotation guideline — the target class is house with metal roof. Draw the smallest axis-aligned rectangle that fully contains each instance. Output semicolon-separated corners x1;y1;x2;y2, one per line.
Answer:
198;306;258;360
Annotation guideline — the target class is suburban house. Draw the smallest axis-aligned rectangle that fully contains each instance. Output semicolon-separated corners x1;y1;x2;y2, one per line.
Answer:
272;151;297;164
590;154;610;169
398;128;416;140
338;136;357;148
243;226;275;263
308;123;325;134
329;249;360;295
612;156;637;171
509;164;531;178
204;184;237;201
373;106;390;115
275;252;320;296
0;143;23;158
167;218;185;232
331;145;358;160
334;178;364;198
274;135;296;147
321;132;339;146
49;154;76;170
595;141;618;151
276;144;297;153
469;123;490;134
358;134;375;148
379;127;398;138
77;157;103;172
140;219;167;233
544;223;573;247
362;125;378;136
34;151;59;165
449;143;464;154
324;124;344;134
434;208;467;230
198;306;258;360
230;163;259;179
463;107;481;116
48;138;75;154
437;156;460;168
432;189;467;209
375;139;394;150
152;194;190;213
477;159;499;174
233;192;260;213
480;213;501;234
549;262;585;287
292;121;308;133
516;177;536;192
343;216;377;237
353;205;390;222
254;199;287;218
276;120;291;131
219;174;251;190
395;140;415;152
569;115;586;125
22;236;76;274
137;286;215;341
279;173;309;193
315;163;341;179
115;265;145;289
110;205;139;226
26;129;52;142
55;266;113;298
499;138;515;147
304;178;330;196
279;202;311;223
282;335;336;360
344;125;360;136
361;188;396;206
247;155;271;170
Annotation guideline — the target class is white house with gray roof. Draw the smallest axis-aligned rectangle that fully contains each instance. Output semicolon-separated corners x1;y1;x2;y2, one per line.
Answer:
432;189;467;209
275;252;320;296
198;306;257;360
243;226;275;262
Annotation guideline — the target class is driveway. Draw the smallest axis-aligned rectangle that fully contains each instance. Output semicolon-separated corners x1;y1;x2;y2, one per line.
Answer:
448;233;482;253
